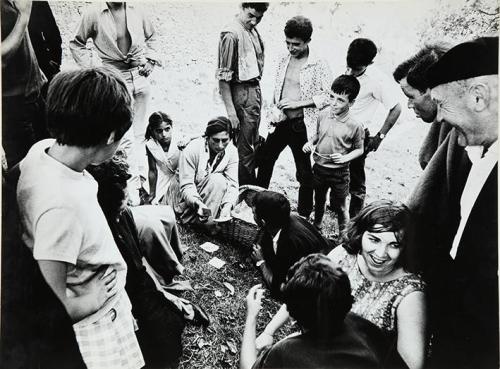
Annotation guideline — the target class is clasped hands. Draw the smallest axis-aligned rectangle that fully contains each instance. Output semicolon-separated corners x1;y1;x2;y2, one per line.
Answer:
302;142;347;164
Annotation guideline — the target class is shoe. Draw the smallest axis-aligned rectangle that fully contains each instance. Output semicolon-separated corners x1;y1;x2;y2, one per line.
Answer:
190;303;210;328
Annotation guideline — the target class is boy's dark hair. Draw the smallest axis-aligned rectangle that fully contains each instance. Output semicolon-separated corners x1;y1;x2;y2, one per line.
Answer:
284;16;313;42
87;151;130;219
342;199;417;272
346;38;377;68
145;111;173;140
47;66;132;147
241;2;269;12
253;190;290;229
281;253;353;337
393;44;450;93
331;75;361;101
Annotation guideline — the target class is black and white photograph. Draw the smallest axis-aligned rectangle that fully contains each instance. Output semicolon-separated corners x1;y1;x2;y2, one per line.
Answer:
1;1;498;368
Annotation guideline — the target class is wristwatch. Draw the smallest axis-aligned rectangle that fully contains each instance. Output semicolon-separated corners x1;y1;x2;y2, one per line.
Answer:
377;132;386;139
256;260;265;267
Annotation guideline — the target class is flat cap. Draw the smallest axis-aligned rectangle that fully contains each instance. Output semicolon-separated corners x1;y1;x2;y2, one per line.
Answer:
426;36;498;89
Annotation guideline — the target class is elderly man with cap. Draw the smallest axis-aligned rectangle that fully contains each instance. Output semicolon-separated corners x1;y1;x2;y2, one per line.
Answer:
421;36;498;369
177;117;239;230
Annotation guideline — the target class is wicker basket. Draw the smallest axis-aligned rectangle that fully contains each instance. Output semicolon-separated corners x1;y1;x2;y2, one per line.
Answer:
218;217;262;251
216;185;266;250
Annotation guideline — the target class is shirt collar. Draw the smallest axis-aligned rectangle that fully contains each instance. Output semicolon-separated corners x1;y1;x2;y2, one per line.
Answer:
99;3;134;12
284;46;322;68
329;108;350;122
465;140;498;164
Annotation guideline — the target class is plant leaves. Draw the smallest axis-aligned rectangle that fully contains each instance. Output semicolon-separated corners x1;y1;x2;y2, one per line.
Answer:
223;282;235;295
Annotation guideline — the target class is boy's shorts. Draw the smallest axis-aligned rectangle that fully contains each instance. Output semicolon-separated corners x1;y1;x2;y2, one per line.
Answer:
312;164;350;199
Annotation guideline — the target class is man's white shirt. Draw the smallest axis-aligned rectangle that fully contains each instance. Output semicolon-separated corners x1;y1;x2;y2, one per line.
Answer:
450;140;498;259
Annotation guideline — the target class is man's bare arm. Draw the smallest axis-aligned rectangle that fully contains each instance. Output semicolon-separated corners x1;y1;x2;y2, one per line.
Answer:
2;0;32;62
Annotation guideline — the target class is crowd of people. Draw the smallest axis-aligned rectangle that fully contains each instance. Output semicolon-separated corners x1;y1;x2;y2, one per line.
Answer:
1;1;498;369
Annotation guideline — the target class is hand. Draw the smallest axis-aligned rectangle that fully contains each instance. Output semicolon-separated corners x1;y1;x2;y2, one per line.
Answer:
228;113;240;138
329;153;345;164
139;60;155;77
366;135;382;152
196;200;211;223
13;0;33;16
302;141;313;154
218;203;232;219
72;266;118;310
246;284;264;319
251;244;264;263
255;332;274;351
277;98;302;110
177;137;189;150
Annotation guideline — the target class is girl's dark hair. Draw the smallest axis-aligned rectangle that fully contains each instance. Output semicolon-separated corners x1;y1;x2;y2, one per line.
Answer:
145;111;173;140
252;190;290;229
87;150;130;219
342;200;415;271
281;254;353;338
47;66;132;147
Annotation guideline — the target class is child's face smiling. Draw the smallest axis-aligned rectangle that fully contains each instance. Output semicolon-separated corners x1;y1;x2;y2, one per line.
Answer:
329;91;351;116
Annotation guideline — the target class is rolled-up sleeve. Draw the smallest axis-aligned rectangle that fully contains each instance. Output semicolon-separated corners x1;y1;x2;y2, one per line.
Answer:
69;8;98;68
178;146;202;208
221;146;239;206
216;31;237;82
142;12;161;66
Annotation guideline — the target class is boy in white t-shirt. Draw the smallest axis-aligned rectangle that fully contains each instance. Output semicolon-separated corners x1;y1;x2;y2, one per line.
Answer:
17;67;144;369
344;39;402;217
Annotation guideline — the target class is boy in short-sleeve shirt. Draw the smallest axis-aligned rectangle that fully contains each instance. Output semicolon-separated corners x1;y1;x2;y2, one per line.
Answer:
303;75;364;232
16;67;144;369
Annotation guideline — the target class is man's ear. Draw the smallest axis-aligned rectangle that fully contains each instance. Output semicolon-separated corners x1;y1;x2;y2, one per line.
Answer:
349;99;356;107
106;131;117;145
469;82;490;112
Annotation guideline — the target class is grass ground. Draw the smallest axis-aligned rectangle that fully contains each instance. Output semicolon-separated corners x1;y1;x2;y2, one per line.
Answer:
175;223;296;369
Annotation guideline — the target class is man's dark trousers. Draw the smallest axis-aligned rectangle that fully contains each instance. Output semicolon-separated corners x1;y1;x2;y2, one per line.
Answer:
347;128;370;217
256;117;313;217
231;81;262;185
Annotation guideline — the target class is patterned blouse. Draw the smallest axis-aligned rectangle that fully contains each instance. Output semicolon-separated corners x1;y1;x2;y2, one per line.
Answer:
272;50;333;141
329;246;426;333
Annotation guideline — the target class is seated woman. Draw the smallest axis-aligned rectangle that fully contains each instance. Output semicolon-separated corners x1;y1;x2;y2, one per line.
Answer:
88;156;210;369
177;116;238;228
240;254;403;369
256;200;427;369
139;111;182;209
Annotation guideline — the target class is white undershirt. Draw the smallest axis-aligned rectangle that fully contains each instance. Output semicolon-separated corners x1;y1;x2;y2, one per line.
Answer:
450;140;498;259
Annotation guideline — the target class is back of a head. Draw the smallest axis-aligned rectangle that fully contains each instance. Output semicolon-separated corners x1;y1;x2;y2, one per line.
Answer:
241;2;269;13
393;43;451;92
347;38;377;68
253;190;290;228
284;16;313;42
47;66;132;147
87;151;130;218
281;254;353;337
332;74;361;101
